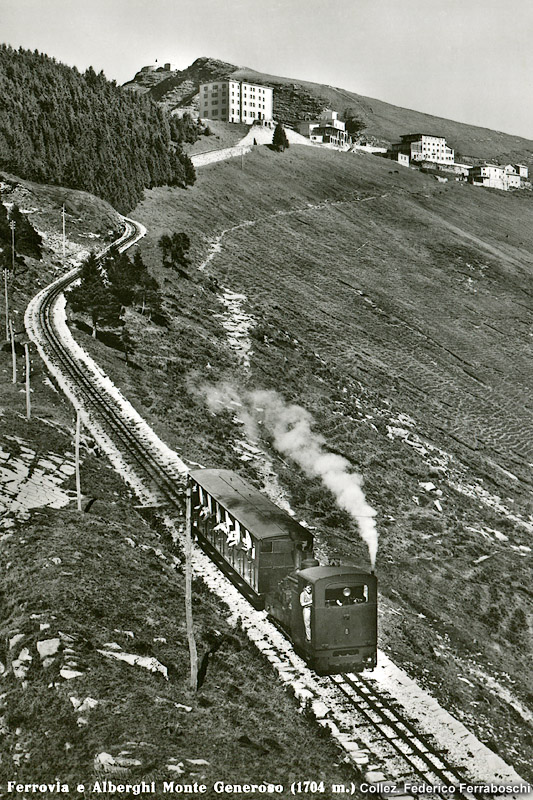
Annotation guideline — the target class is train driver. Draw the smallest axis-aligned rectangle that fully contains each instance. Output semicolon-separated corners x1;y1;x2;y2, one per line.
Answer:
300;584;313;641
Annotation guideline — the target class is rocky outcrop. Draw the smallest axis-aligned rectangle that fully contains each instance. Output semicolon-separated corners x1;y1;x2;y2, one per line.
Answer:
123;57;240;112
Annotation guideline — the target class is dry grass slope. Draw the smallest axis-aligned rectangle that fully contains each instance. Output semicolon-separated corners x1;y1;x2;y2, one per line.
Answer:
112;144;533;775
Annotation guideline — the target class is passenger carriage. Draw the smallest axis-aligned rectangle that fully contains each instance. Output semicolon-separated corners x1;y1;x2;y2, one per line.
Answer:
188;469;313;609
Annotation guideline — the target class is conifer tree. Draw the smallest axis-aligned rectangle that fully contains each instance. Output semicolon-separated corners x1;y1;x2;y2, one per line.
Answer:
0;44;197;212
135;270;162;317
106;250;135;310
272;123;289;152
131;250;148;283
9;204;42;259
158;232;191;270
120;325;134;365
68;252;121;337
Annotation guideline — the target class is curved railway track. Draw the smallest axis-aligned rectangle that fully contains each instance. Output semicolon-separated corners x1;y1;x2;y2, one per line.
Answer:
25;218;501;798
25;218;186;508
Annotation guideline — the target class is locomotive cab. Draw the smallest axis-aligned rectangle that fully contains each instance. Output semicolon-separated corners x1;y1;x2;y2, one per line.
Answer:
289;566;377;674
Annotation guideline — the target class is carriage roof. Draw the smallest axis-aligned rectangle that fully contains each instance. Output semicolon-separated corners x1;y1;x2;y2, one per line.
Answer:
189;469;313;545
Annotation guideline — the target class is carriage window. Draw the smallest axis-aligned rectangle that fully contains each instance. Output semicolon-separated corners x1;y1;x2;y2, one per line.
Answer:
325;585;368;606
261;541;273;552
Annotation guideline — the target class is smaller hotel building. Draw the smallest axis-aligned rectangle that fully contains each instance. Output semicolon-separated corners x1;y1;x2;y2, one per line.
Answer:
469;163;526;191
199;80;274;124
391;133;454;165
298;110;349;147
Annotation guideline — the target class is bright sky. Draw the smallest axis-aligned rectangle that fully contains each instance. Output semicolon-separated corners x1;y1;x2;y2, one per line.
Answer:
2;0;533;138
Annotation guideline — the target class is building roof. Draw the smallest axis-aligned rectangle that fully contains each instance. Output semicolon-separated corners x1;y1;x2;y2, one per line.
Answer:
400;133;448;140
189;469;313;545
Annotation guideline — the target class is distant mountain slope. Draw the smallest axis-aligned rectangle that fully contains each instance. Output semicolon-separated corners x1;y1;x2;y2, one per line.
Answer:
124;57;533;165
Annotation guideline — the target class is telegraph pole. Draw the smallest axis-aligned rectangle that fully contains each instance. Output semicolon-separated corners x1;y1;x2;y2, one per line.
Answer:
3;265;8;342
185;482;198;690
75;411;82;511
24;342;31;420
10;220;15;274
4;220;15;341
9;320;16;384
62;205;66;263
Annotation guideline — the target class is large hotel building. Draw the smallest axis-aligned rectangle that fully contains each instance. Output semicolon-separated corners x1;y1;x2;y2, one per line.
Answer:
199;80;274;124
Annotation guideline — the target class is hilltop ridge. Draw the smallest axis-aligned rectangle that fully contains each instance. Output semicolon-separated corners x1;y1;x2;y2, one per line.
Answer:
124;56;533;165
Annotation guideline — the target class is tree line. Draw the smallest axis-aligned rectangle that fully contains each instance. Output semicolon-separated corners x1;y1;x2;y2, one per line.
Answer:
0;45;197;212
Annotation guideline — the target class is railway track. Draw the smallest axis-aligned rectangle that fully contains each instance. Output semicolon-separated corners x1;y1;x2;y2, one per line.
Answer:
25;218;509;797
25;218;187;509
327;672;473;795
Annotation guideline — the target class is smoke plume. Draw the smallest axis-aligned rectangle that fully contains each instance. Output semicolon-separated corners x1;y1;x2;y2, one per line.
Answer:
202;383;378;568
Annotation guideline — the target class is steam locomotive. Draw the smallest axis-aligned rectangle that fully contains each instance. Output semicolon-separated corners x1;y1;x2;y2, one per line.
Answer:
187;469;377;675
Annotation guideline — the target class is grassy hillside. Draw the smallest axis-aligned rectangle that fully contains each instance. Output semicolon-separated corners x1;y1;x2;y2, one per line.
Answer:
0;174;361;793
0;371;359;792
69;143;533;775
233;65;533;163
125;56;533;165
